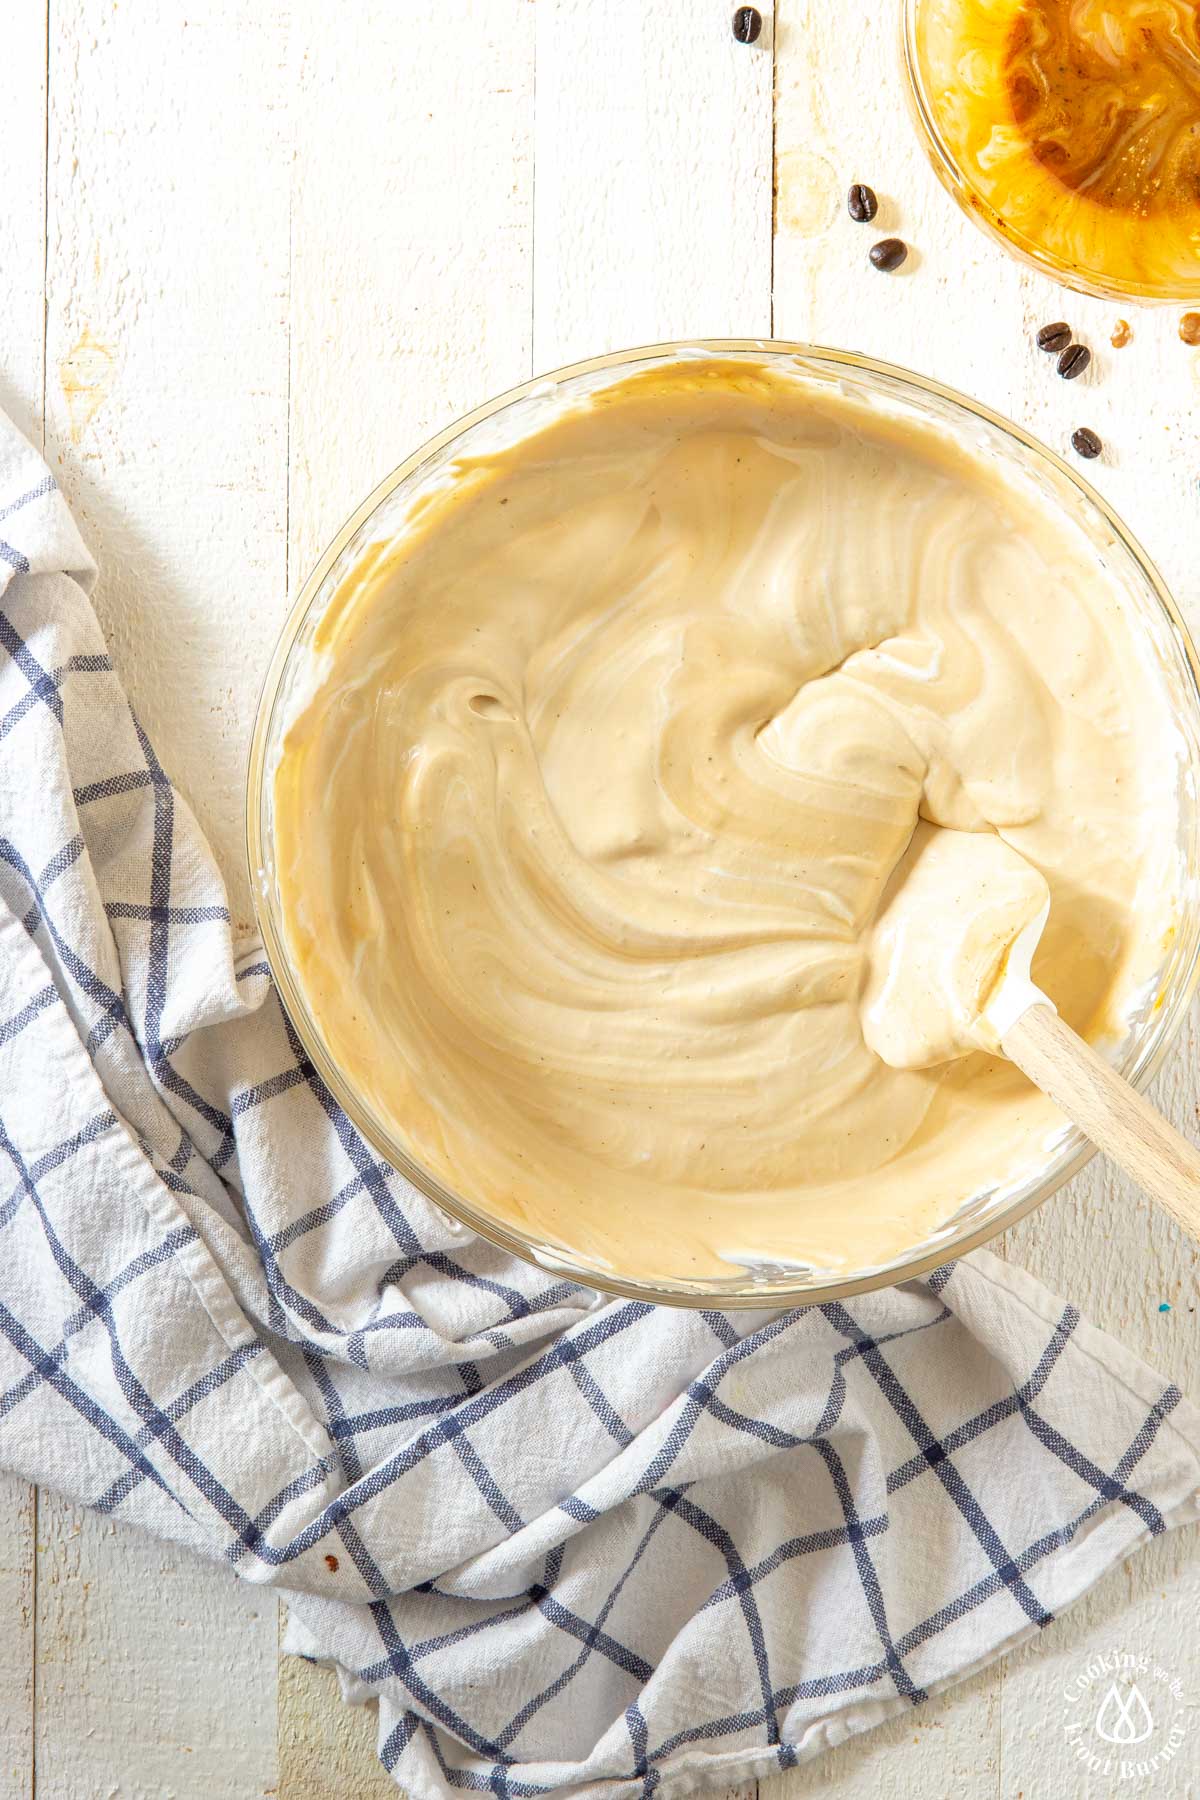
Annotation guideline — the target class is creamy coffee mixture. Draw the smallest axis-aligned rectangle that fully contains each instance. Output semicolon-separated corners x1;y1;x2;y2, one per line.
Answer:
273;362;1179;1281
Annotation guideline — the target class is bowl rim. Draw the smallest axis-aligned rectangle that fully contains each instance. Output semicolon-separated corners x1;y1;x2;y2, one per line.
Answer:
899;0;1200;305
247;337;1200;1308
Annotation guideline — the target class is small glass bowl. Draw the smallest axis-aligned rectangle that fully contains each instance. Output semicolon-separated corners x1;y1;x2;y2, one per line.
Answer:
903;0;1200;303
248;340;1200;1309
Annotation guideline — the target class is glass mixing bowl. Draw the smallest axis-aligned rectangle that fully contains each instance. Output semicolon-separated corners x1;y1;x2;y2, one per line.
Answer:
903;0;1200;303
248;341;1200;1308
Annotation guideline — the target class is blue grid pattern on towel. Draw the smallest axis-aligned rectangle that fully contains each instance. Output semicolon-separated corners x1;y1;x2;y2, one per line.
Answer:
0;423;1197;1799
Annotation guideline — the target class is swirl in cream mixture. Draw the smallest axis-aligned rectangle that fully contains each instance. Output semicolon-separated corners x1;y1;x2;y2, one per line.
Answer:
273;363;1179;1281
915;0;1200;295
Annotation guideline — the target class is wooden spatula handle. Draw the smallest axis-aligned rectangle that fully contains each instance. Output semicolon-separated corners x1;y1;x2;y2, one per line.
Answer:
1002;1003;1200;1244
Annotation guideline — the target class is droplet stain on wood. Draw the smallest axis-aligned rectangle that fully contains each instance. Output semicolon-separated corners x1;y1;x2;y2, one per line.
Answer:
59;327;115;444
776;149;838;237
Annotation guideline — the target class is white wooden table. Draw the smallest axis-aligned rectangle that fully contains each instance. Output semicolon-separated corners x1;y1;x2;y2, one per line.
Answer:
2;3;1199;1795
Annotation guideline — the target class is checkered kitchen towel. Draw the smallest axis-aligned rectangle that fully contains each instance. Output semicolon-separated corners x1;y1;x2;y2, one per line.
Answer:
1;406;1199;1799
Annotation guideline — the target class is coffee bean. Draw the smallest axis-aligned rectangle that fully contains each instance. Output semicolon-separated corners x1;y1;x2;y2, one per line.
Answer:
1036;321;1072;352
1071;427;1102;460
869;237;908;272
1057;343;1091;380
732;6;762;41
847;183;879;223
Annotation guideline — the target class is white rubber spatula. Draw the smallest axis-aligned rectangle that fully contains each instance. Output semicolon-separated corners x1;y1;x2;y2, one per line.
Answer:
862;823;1200;1244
